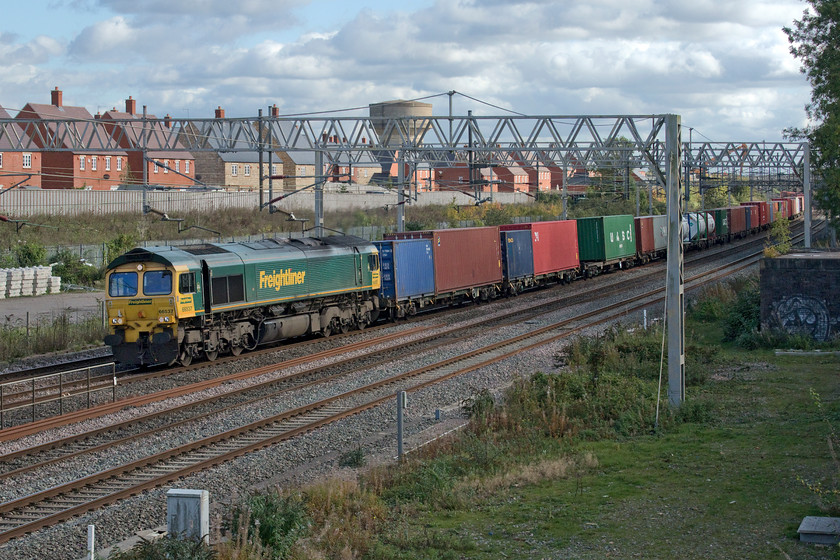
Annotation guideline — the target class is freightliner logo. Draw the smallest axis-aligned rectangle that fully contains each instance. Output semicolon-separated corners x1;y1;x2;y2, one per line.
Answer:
259;269;306;291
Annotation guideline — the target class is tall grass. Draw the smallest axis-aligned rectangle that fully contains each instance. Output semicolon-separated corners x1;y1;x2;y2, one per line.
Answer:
0;311;105;363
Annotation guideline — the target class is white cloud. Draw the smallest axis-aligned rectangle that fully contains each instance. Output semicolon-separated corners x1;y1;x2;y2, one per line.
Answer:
0;0;813;142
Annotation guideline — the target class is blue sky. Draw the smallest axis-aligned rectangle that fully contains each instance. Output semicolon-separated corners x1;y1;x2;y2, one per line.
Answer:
0;0;813;142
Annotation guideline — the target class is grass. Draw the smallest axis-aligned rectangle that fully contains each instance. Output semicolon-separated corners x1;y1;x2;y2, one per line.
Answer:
0;311;106;364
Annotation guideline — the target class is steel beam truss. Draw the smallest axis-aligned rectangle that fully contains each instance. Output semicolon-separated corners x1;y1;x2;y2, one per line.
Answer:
0;115;805;173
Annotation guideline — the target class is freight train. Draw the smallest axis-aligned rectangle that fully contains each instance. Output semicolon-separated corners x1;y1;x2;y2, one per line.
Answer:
103;195;804;366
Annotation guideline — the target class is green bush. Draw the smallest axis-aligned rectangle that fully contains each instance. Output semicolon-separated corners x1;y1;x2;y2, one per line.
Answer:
229;491;309;559
722;279;761;346
50;248;103;287
12;241;47;267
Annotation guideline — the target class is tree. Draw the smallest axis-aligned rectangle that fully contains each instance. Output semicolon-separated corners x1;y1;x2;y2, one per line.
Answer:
784;1;840;237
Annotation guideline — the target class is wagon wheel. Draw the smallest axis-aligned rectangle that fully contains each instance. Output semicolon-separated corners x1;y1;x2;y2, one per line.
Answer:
205;349;219;361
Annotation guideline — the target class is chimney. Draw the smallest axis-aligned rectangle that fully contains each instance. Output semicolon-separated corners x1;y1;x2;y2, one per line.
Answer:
51;87;63;107
270;104;279;117
215;106;225;118
125;96;136;115
94;112;101;119
164;114;171;128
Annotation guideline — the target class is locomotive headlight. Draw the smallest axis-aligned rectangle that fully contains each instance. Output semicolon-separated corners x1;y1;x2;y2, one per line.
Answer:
111;317;124;325
159;316;171;323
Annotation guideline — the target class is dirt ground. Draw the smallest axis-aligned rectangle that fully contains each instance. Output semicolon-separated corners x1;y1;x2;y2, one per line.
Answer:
0;290;105;326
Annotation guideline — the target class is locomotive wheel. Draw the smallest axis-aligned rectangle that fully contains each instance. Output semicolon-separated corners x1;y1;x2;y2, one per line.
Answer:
339;320;350;334
205;350;219;361
230;345;243;356
179;350;193;366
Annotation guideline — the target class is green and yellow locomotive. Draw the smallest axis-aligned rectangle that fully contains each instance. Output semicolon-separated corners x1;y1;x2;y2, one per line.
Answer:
104;235;380;367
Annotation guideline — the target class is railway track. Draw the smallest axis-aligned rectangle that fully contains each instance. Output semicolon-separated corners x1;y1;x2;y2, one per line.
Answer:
0;247;766;545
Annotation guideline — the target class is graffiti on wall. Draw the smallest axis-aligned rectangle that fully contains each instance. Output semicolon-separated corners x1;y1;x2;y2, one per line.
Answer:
769;296;837;341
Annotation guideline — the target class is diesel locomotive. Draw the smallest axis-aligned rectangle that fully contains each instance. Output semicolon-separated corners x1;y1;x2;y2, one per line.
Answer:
104;235;381;366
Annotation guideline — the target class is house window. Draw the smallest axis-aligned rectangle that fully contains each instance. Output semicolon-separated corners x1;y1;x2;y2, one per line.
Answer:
0;153;3;168
163;160;169;174
175;160;180;173
117;158;123;171
271;164;277;175
363;169;367;177
153;161;159;174
80;156;85;171
92;156;97;171
185;160;190;174
244;164;251;177
105;156;111;171
231;164;238;177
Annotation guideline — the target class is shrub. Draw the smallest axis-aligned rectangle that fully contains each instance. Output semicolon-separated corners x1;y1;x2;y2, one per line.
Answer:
12;241;47;267
50;248;103;287
228;491;309;559
722;278;761;346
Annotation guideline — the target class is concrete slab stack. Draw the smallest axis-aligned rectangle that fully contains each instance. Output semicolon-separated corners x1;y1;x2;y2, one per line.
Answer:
34;266;52;295
5;269;23;298
19;268;35;296
48;275;62;294
0;267;62;297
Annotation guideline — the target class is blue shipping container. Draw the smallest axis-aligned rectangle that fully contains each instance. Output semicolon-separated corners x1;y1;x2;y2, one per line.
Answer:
374;239;435;302
500;229;534;280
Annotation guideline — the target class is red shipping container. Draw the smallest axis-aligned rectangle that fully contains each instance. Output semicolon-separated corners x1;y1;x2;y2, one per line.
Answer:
741;201;768;226
727;206;746;235
773;198;793;218
500;220;579;275
385;227;502;294
634;216;655;257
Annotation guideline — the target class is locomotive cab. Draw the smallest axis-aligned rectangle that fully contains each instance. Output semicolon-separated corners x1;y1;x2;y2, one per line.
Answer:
104;251;198;366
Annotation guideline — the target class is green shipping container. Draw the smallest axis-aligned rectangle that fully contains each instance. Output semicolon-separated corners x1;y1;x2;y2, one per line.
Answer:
711;209;729;237
576;215;636;262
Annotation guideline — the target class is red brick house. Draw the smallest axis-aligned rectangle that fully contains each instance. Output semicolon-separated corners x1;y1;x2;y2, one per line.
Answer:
434;163;498;194
0;106;42;189
100;97;195;188
16;88;127;190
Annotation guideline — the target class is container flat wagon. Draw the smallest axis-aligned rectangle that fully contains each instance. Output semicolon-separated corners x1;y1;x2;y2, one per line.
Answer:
385;226;503;302
500;220;579;293
374;238;435;319
576;215;636;276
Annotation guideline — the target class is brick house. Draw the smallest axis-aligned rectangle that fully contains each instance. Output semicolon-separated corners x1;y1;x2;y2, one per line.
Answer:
434;162;498;194
184;106;289;191
16;88;127;190
100;97;195;188
491;160;530;193
0;106;41;189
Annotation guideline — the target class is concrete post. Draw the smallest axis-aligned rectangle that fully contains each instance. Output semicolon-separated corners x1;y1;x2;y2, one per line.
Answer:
666;114;685;407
